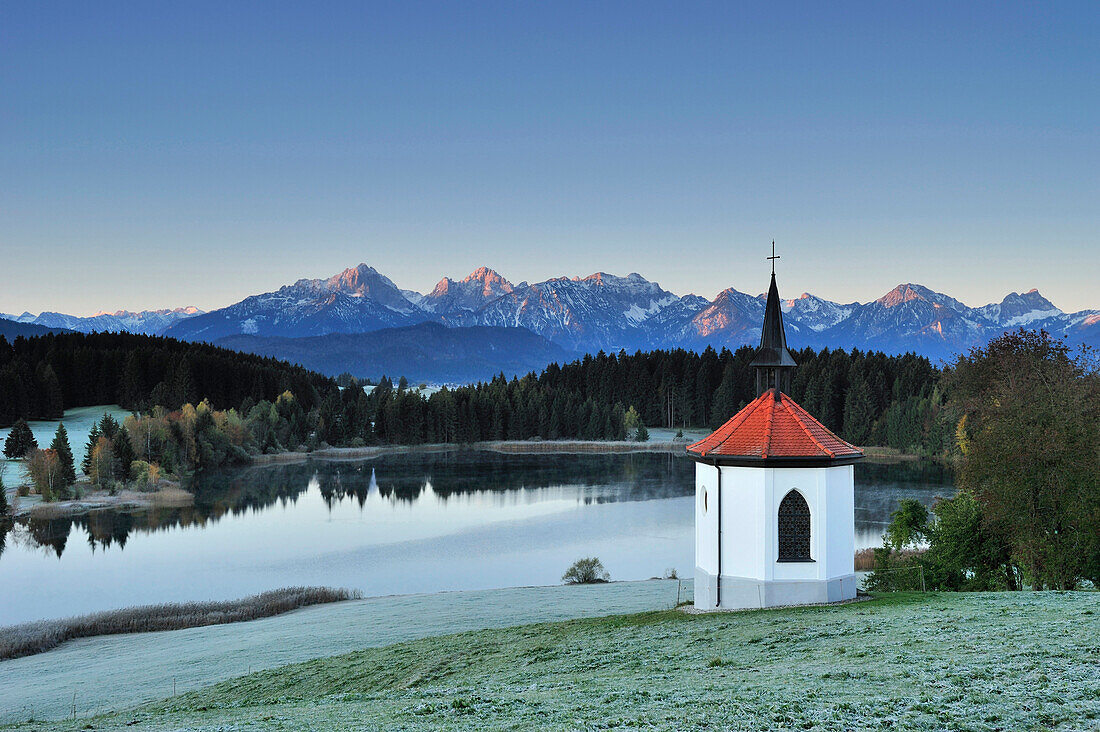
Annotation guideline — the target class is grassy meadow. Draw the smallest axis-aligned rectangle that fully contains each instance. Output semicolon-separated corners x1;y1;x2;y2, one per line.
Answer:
6;590;1096;731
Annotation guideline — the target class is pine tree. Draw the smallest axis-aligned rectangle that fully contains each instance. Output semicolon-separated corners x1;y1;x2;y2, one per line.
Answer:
82;423;101;474
635;422;650;442
98;414;121;440
842;373;876;445
3;419;37;459
37;364;64;419
50;423;77;488
113;426;136;477
0;470;9;519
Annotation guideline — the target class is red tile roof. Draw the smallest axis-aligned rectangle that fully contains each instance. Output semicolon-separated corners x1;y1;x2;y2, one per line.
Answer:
687;389;863;461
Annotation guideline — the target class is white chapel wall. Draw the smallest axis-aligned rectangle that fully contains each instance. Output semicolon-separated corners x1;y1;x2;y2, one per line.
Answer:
768;466;826;582
717;466;766;578
694;462;719;575
824;465;855;577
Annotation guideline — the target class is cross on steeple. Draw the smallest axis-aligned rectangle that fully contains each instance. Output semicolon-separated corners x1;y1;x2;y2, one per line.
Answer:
752;241;796;399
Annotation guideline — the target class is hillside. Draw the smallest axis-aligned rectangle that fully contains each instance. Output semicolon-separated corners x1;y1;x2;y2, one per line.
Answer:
0;331;335;426
216;321;574;383
10;590;1097;731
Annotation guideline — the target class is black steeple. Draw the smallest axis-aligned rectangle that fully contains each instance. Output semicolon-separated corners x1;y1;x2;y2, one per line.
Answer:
750;246;796;398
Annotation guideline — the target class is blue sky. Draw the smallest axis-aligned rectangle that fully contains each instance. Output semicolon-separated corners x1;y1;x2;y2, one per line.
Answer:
1;1;1097;315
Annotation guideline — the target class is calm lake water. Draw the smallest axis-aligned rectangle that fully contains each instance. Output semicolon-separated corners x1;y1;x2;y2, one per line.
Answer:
0;451;953;625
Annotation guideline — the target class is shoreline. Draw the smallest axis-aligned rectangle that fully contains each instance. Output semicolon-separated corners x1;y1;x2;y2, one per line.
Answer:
251;439;930;466
10;484;193;521
250;439;694;465
3;441;931;519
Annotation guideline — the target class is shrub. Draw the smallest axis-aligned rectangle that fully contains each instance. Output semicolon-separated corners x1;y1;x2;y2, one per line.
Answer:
562;557;610;584
864;547;926;591
129;460;162;489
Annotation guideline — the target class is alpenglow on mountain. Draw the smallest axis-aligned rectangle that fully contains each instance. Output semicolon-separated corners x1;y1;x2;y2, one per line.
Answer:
158;263;1099;362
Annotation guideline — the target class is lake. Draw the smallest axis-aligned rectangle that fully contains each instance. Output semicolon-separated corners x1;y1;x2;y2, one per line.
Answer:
0;450;953;625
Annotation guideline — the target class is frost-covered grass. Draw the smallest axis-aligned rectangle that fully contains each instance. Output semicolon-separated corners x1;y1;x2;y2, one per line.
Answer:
8;591;1097;731
0;587;357;661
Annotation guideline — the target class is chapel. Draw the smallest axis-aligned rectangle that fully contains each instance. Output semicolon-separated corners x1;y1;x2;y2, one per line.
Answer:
686;261;863;609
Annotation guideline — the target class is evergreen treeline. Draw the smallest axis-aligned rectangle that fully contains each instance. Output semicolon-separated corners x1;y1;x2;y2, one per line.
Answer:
0;332;945;453
0;332;334;426
321;347;945;453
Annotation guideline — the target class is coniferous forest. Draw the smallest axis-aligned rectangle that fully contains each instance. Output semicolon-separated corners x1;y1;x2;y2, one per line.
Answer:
0;332;332;426
0;333;947;456
334;345;947;454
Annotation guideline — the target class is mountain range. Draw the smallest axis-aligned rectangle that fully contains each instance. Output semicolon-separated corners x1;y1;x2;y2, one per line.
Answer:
2;307;203;336
164;264;1098;360
7;264;1097;381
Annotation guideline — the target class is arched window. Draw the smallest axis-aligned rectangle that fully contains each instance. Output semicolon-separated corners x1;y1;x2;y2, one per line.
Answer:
777;490;812;562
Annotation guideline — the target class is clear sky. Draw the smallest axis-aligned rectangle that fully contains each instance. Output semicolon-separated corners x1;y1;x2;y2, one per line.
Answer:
1;1;1097;316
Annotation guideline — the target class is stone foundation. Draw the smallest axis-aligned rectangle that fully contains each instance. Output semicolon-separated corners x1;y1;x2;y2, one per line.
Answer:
694;568;857;610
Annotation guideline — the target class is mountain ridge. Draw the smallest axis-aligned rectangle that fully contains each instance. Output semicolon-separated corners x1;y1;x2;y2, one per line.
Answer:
15;263;1097;364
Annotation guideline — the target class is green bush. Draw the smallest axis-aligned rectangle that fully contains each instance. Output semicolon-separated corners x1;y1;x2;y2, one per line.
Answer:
562;557;610;584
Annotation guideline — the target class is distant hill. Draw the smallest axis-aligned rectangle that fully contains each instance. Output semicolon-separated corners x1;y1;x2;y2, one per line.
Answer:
215;322;575;384
0;316;71;339
0;331;335;427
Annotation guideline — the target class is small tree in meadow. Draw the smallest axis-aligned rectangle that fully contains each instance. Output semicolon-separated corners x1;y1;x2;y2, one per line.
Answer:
3;419;37;459
634;423;650;442
562;557;610;584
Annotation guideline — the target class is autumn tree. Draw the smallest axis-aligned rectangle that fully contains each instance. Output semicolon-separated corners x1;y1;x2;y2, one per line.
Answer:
27;448;65;501
88;435;119;490
946;330;1100;589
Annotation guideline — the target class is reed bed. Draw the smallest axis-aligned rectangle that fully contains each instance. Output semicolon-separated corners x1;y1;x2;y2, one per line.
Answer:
853;548;877;571
854;547;926;571
0;586;359;661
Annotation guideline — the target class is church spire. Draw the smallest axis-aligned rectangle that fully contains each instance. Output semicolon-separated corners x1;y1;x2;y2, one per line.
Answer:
750;244;796;398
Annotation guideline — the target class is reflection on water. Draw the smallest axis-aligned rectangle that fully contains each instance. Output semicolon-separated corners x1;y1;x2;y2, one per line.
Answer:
0;451;952;624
